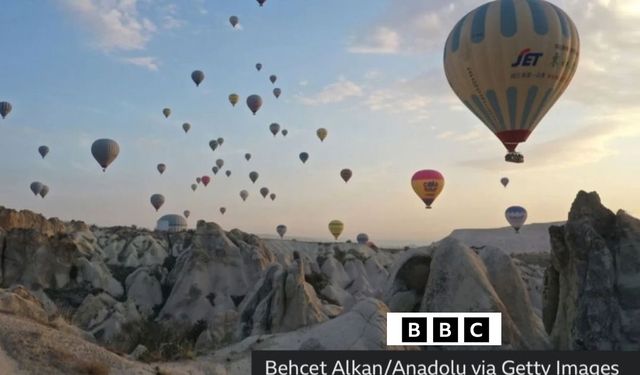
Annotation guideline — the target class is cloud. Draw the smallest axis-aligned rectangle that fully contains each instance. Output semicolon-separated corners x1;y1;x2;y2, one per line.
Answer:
121;56;159;71
348;27;401;54
161;4;184;30
60;0;157;52
298;78;363;105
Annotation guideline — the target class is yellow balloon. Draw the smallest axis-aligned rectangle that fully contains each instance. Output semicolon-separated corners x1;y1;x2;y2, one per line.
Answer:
444;0;579;162
229;94;239;107
328;220;344;240
316;128;328;142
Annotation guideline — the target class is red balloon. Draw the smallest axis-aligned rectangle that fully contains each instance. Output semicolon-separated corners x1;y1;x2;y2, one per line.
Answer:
202;176;211;186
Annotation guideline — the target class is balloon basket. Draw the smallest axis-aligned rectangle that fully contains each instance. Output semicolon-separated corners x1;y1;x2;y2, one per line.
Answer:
505;152;524;163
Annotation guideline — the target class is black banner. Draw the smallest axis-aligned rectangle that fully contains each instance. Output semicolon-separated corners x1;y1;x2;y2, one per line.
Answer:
252;351;639;375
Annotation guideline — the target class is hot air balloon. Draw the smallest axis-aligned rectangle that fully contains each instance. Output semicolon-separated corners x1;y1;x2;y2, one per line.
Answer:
260;187;269;198
184;210;190;218
191;184;197;191
191;70;205;86
246;95;263;115
249;171;259;183
157;163;166;175
340;169;352;183
269;123;280;136
162;108;171;118
245;153;252;161
411;170;445;209
443;0;580;163
299;152;309;164
150;194;165;212
356;233;369;245
256;63;262;71
183;123;191;133
229;94;239;107
316;128;327;142
216;159;224;168
39;185;49;199
328;220;344;240
273;88;281;98
38;146;49;159
257;0;266;6
505;205;528;233
225;170;231;177
91;139;120;172
282;129;288;137
212;166;219;175
209;140;218;152
202;176;211;186
240;190;249;201
501;177;510;188
30;182;43;196
0;102;12;119
196;177;202;184
276;225;287;239
229;16;239;28
269;75;277;84
220;207;226;214
269;193;276;201
217;137;224;146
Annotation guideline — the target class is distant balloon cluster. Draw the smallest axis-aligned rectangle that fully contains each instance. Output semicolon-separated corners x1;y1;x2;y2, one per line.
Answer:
5;0;578;241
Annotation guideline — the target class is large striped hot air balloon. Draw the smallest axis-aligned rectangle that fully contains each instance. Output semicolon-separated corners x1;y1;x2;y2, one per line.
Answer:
505;205;528;233
411;170;445;209
444;0;579;163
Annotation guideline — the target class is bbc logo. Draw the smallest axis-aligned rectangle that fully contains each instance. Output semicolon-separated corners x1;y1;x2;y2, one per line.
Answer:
387;313;501;346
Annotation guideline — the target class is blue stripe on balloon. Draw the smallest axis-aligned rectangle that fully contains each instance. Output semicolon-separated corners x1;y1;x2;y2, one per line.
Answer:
463;99;491;129
486;90;506;131
472;95;496;130
530;88;553;127
500;0;517;37
450;15;468;53
520;86;539;129
550;4;570;38
506;87;518;130
526;0;549;35
471;3;490;43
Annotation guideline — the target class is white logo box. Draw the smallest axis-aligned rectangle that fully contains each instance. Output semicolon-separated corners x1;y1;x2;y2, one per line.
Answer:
387;312;502;346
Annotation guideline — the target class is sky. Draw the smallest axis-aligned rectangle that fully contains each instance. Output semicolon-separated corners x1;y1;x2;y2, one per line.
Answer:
0;0;639;245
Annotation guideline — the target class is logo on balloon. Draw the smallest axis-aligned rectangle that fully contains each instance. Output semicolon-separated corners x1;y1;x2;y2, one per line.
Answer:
424;181;439;192
511;48;543;67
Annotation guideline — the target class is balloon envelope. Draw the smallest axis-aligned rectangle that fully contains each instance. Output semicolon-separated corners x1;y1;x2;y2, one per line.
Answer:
162;108;171;118
202;176;211;186
0;101;12;119
157;163;166;175
191;184;197;191
269;75;277;84
276;225;287;238
260;187;269;198
501;177;510;187
328;220;344;240
282;129;288;137
269;123;280;136
270;193;276;201
209;140;218;151
150;194;165;211
299;152;309;163
249;171;259;183
216;159;224;168
220;207;226;214
246;95;263;115
229;94;239;107
39;185;49;198
196;177;201;184
217;137;224;146
506;206;528;232
183;123;191;133
91;139;120;172
257;0;266;6
411;170;444;209
225;170;231;177
240;190;249;201
191;70;205;86
273;88;281;98
340;169;352;183
30;182;43;196
245;153;251;161
183;210;190;218
38;146;49;159
356;233;369;245
316;128;328;142
229;16;239;27
443;0;579;162
212;166;219;175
